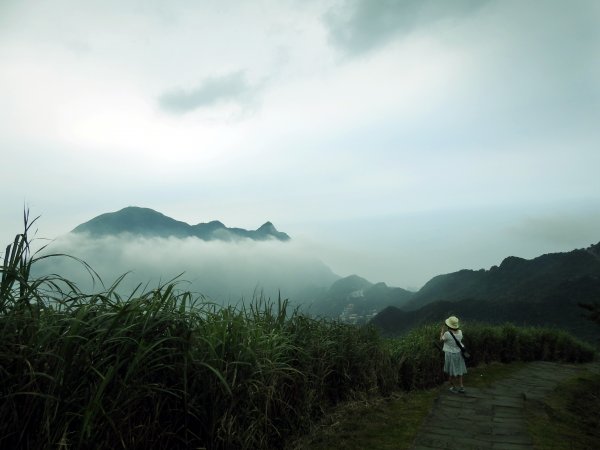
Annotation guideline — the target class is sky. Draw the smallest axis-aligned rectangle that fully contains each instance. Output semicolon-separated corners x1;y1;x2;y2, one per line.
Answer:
1;0;600;292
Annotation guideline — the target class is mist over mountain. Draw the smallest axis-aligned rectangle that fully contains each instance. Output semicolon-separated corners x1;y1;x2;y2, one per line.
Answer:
31;206;600;343
371;241;600;343
32;207;332;305
72;206;291;241
36;207;414;318
34;234;338;305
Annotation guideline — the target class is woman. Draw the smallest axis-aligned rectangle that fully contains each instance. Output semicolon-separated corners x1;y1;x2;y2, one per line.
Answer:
440;315;467;393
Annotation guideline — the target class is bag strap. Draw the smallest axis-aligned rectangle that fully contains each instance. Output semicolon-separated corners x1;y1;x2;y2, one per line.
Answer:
448;330;465;350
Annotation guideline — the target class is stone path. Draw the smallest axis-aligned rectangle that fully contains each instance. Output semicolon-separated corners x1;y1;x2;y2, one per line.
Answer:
411;361;600;450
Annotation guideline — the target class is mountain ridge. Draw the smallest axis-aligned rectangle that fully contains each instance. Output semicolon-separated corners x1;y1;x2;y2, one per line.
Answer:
72;206;291;242
404;243;600;310
371;241;600;343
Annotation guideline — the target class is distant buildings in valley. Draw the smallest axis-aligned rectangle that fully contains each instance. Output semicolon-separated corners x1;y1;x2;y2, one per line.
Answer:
338;289;378;324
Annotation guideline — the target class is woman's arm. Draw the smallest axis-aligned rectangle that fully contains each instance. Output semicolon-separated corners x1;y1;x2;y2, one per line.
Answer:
440;325;447;341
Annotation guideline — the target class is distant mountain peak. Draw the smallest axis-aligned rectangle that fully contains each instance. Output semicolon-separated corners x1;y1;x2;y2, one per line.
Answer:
72;207;291;242
255;222;290;241
328;275;373;297
499;255;526;269
258;221;274;230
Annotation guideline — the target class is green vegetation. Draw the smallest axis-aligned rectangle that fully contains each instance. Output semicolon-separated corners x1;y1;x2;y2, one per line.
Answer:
464;322;596;365
0;216;397;449
526;370;600;449
288;389;439;450
386;323;595;391
0;215;596;449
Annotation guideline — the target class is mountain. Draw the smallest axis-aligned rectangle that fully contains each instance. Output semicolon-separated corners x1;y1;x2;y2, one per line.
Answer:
305;274;414;322
404;244;600;310
72;207;291;241
371;242;600;343
68;208;410;319
33;206;334;304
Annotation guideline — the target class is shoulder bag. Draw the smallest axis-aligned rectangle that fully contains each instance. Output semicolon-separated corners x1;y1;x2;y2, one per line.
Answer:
449;331;471;360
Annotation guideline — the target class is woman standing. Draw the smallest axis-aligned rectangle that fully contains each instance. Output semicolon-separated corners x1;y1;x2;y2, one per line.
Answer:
440;315;467;393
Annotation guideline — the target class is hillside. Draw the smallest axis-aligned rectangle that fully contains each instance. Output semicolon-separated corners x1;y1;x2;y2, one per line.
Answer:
405;245;600;310
371;242;600;343
306;274;414;322
72;206;291;241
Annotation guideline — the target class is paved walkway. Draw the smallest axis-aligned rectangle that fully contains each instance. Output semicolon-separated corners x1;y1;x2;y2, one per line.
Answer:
411;361;600;450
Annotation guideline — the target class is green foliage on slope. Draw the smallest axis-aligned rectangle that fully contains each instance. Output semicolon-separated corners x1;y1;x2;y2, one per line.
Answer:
408;246;600;309
527;370;600;449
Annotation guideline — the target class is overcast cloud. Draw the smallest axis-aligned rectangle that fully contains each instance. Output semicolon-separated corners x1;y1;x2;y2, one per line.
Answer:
325;0;489;55
159;71;257;114
2;0;600;291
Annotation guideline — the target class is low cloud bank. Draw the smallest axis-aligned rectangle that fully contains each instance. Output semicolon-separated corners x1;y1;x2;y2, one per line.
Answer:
33;233;339;305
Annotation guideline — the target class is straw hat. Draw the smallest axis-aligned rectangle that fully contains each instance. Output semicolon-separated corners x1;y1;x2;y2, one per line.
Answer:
445;316;460;330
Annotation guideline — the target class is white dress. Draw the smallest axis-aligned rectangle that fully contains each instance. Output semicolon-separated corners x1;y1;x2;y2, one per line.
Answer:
442;330;467;376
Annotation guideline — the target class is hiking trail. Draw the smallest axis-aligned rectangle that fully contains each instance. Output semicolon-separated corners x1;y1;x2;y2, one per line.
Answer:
411;360;600;450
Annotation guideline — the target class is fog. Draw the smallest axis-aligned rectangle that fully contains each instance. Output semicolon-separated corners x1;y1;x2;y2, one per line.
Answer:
32;233;339;305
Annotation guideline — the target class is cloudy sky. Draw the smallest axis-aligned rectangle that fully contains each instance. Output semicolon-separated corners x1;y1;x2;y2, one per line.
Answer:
2;0;599;291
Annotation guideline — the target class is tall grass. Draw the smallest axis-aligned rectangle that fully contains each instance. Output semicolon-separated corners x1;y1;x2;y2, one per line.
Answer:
1;215;394;448
386;322;596;391
0;215;596;449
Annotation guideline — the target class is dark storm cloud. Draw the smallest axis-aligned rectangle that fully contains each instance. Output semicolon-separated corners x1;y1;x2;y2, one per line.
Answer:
324;0;488;55
159;71;255;114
